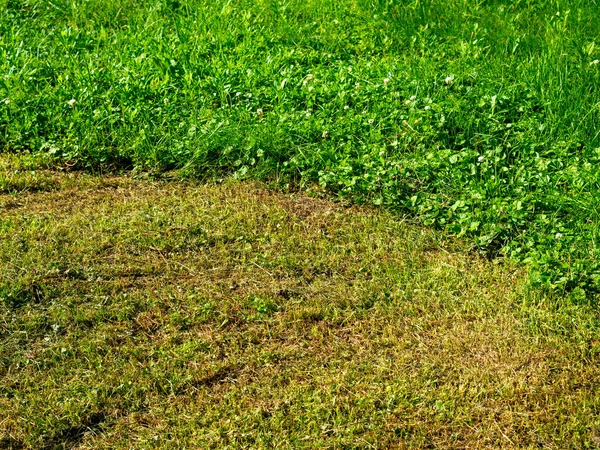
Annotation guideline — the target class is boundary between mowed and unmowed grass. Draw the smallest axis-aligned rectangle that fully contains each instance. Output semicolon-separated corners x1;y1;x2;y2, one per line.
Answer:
3;0;600;296
3;0;600;444
1;153;600;448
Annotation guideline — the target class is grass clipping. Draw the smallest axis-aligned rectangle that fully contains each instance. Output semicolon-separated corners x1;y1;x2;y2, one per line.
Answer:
1;160;600;448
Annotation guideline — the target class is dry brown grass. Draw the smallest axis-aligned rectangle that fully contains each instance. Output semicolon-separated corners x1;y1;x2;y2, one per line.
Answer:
1;155;599;449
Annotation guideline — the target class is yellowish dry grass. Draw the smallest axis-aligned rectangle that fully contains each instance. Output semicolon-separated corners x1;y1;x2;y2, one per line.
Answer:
1;155;599;449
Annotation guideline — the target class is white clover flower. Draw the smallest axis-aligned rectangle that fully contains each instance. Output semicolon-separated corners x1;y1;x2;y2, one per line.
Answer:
256;108;263;117
355;83;361;89
235;92;242;97
368;118;374;125
445;76;454;84
592;60;599;65
405;99;411;105
410;95;416;101
3;98;9;105
306;74;313;81
383;77;390;84
67;98;76;107
344;105;349;110
308;85;314;92
424;105;431;110
305;111;311;118
322;130;328;138
379;150;385;156
555;232;563;239
478;155;485;162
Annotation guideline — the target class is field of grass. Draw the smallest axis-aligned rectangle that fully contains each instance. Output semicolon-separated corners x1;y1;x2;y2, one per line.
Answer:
3;1;600;447
2;0;600;292
1;154;600;448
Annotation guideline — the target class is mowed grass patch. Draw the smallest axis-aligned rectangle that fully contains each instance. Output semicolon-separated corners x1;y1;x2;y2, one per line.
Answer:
1;156;600;448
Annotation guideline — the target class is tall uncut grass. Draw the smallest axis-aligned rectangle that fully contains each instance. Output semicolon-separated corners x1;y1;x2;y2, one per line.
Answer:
2;0;600;294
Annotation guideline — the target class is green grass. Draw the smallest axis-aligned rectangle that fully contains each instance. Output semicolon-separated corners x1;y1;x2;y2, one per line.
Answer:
2;0;600;292
1;155;600;448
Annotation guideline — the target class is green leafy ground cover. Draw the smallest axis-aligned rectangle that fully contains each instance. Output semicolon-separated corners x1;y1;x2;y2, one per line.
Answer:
1;0;600;289
1;155;600;448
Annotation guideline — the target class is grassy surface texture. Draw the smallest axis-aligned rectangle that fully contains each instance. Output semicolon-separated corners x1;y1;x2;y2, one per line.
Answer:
2;0;600;291
2;154;600;448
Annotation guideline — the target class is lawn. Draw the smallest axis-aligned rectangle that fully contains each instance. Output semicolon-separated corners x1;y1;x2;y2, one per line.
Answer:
2;0;600;291
3;0;600;447
1;154;600;448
